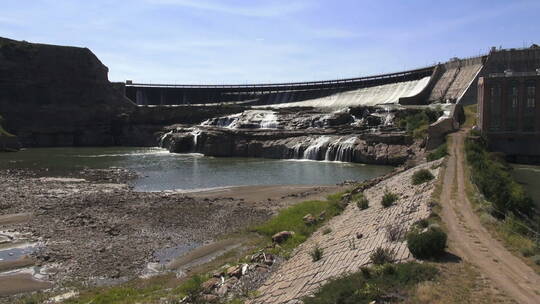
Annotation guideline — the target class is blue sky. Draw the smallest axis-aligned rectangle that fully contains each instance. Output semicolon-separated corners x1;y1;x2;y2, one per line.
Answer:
1;0;539;84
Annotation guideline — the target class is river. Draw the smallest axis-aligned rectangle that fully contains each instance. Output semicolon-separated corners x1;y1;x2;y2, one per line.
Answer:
0;147;393;192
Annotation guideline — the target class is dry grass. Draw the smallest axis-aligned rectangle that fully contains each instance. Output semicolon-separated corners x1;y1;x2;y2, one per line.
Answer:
462;104;477;128
407;262;513;304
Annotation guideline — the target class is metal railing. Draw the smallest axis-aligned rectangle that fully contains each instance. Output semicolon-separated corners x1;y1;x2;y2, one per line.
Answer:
125;66;435;89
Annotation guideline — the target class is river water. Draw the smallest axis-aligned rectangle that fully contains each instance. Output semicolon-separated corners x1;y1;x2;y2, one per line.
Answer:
0;147;393;192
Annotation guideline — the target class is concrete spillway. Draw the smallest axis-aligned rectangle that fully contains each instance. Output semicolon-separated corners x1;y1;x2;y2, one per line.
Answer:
428;57;485;104
267;77;431;108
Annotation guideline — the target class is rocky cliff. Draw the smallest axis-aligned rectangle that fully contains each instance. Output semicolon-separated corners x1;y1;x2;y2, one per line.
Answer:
0;37;255;147
0;37;137;147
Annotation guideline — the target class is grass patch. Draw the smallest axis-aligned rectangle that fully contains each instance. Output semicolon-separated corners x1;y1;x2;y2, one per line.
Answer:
353;192;369;210
381;189;398;208
412;169;435;185
427;143;448;161
462;104;477;128
303;262;438;304
253;192;346;255
61;273;202;304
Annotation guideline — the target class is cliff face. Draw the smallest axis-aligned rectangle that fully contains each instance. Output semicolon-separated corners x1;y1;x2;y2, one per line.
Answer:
0;37;136;147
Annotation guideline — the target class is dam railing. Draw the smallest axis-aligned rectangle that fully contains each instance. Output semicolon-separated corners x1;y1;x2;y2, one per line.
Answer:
125;66;435;89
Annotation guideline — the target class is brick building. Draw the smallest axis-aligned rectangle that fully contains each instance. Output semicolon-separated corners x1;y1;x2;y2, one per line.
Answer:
478;70;540;162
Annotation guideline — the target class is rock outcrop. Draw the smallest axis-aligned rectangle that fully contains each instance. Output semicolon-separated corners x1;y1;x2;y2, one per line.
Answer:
0;37;137;147
161;126;415;165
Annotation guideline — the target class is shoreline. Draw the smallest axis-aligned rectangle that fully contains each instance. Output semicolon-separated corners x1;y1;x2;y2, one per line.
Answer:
0;167;351;300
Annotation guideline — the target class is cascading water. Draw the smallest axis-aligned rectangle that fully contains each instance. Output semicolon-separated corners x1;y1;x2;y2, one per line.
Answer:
303;136;331;160
382;106;394;126
199;110;279;129
191;128;201;151
259;111;279;129
159;131;173;147
200;113;242;129
325;137;358;162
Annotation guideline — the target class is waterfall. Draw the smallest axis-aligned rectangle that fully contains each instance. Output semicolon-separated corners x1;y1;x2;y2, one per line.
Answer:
191;128;201;151
159;131;173;147
259;111;279;129
351;115;363;127
200;110;279;129
303;136;331;160
325;137;357;162
200;113;242;128
382;106;394;126
292;143;303;159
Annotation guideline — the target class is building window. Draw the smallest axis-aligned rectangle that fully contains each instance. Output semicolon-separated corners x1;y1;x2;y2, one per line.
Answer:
506;85;518;131
527;85;536;108
489;84;501;131
512;86;518;108
527;97;536;108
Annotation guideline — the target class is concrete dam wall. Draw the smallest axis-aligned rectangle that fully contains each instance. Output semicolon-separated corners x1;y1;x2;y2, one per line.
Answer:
125;67;436;106
126;54;490;108
266;77;431;108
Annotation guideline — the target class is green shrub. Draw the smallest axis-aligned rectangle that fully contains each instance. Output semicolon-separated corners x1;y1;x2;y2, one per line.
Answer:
357;197;369;210
396;109;441;139
532;255;540;265
412;169;435;185
303;262;438;304
381;190;398;208
381;263;396;275
414;219;429;229
465;136;535;217
360;266;371;278
310;246;324;262
520;247;535;257
370;247;394;265
427;143;448;161
406;227;447;259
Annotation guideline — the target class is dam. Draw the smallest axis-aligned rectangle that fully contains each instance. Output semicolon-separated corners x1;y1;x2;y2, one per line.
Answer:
124;47;540;108
125;55;488;107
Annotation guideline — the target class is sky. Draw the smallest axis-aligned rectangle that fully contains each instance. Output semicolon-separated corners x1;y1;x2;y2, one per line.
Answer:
1;0;539;84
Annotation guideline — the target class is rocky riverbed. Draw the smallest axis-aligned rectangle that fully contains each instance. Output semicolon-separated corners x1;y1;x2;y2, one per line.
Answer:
0;168;344;300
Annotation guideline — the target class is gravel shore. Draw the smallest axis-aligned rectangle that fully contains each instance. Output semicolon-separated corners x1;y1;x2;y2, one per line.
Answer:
0;168;342;288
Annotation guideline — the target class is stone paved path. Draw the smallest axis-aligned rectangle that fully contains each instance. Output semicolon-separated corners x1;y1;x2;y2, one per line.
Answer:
250;161;441;304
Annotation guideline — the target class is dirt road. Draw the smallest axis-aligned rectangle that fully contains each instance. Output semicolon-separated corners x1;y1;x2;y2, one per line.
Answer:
441;130;540;304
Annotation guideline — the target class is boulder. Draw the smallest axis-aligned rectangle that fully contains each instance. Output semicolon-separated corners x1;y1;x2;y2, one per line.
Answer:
201;277;220;292
303;214;317;225
272;231;294;244
226;265;242;278
216;284;228;297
